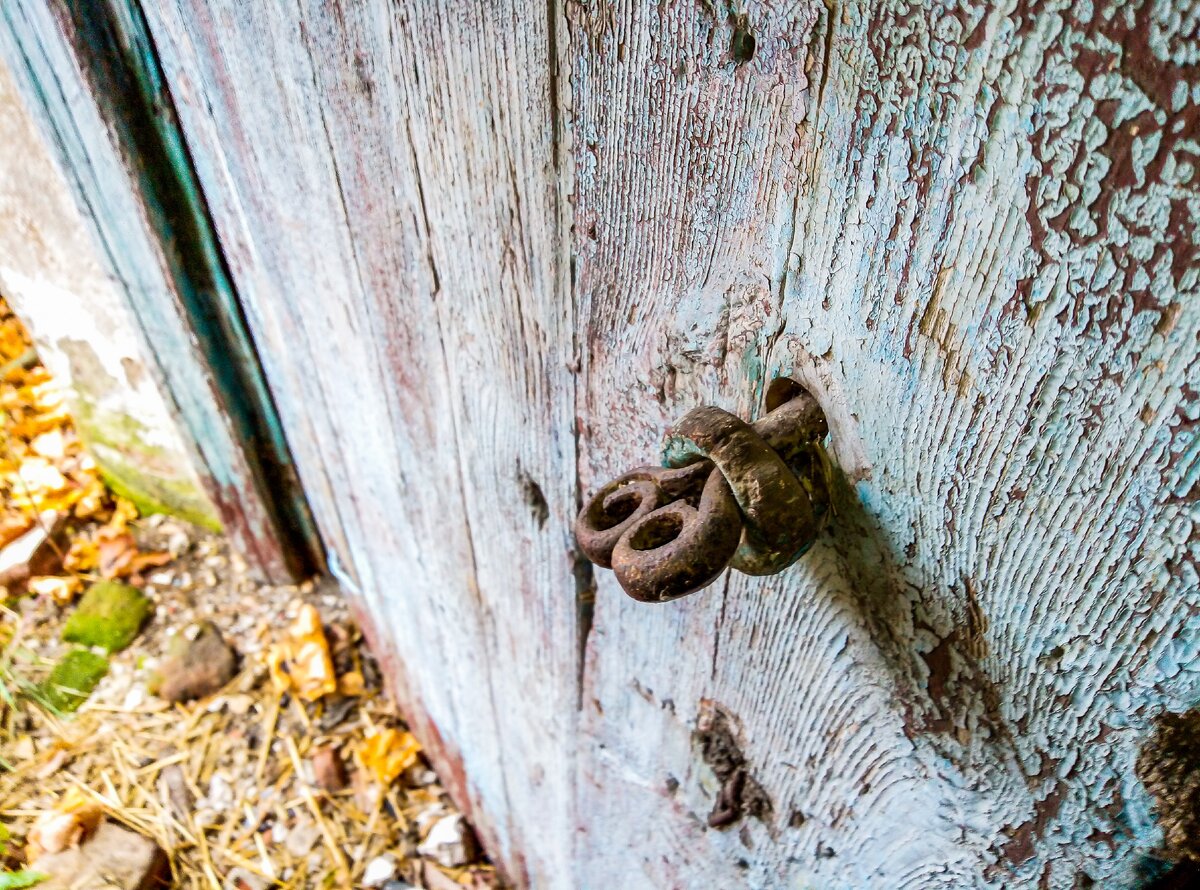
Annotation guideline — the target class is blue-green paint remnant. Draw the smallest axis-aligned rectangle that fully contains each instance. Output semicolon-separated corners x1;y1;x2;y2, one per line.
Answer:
40;647;108;712
62;580;152;653
8;0;321;578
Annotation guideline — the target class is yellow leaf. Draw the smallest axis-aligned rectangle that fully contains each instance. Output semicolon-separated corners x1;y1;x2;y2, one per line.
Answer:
357;727;421;786
107;497;139;533
266;604;337;702
63;537;99;573
338;670;365;697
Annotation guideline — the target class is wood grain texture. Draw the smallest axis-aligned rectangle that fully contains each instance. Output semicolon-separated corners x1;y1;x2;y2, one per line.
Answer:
573;0;1198;887
9;0;1198;885
0;1;302;580
137;1;579;883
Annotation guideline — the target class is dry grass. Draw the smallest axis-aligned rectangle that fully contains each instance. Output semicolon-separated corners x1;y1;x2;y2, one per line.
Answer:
0;528;498;889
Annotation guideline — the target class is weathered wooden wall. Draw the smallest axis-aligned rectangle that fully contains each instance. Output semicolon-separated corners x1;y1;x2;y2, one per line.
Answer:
4;0;1198;887
572;0;1199;886
136;1;580;883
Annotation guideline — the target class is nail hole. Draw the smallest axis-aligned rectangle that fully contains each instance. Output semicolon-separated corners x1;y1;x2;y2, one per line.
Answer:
518;469;549;528
730;17;756;64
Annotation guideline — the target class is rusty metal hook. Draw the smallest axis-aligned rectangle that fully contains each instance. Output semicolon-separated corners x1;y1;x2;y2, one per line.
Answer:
575;384;832;603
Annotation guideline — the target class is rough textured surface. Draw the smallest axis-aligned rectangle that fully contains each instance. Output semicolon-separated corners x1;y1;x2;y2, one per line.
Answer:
62;580;152;653
0;57;218;531
571;0;1199;886
3;0;1197;887
30;820;169;890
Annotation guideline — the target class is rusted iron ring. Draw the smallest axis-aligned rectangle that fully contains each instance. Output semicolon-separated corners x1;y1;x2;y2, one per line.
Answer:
576;386;831;602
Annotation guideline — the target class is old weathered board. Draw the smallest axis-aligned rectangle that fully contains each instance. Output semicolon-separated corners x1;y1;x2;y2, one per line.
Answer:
134;1;580;882
571;0;1198;884
0;0;318;582
4;0;1198;886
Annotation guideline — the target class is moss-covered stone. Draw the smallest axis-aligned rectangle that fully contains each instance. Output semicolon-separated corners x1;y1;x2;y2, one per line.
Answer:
40;648;108;712
62;580;152;653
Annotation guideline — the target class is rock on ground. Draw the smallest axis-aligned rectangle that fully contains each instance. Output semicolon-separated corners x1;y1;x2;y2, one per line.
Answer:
29;820;168;889
154;620;237;702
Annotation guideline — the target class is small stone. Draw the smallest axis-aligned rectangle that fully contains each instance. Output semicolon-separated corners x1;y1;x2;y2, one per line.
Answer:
61;580;152;653
417;813;477;868
204;774;234;811
40;648;108;712
29;820;168;890
310;744;348;791
285;819;321;857
153;620;237;702
362;854;398;887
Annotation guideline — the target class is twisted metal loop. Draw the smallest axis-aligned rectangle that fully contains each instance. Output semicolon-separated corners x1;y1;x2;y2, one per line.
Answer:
575;387;831;603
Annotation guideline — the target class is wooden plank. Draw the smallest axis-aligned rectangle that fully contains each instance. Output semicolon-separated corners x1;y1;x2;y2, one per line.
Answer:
0;0;315;581
137;1;580;883
572;0;1198;886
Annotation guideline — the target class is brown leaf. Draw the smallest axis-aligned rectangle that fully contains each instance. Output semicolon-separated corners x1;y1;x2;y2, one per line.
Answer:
97;532;137;579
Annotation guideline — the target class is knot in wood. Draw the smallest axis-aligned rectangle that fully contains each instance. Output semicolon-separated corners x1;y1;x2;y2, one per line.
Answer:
575;387;832;602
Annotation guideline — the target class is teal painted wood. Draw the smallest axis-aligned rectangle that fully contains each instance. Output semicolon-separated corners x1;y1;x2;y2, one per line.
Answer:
7;0;1197;886
0;0;318;580
138;1;579;884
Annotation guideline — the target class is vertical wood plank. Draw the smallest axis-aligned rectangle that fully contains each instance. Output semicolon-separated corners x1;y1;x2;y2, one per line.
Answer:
139;1;580;882
0;0;311;581
572;0;1199;886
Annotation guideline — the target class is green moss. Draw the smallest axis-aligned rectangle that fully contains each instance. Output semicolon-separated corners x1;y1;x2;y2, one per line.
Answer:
40;648;108;712
62;581;152;653
57;364;221;531
97;463;221;532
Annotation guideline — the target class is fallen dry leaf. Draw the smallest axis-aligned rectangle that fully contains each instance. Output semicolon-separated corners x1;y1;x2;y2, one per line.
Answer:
26;786;103;859
63;536;99;573
28;574;82;605
97;532;137;579
267;603;337;702
357;727;421;786
338;670;365;697
30;429;65;460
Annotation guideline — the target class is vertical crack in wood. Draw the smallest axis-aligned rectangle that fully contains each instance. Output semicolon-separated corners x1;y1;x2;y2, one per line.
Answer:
553;1;593;713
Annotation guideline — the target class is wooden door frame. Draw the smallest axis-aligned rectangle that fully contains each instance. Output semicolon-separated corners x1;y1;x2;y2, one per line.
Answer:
0;0;321;581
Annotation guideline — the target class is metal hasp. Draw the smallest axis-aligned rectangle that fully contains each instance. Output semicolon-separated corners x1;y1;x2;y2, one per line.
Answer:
576;382;834;603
